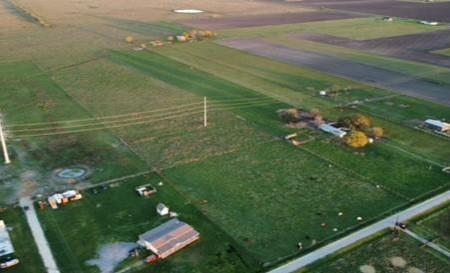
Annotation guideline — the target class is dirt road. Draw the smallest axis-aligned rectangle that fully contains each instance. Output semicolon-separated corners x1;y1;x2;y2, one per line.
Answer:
20;197;61;273
220;39;450;106
267;190;450;273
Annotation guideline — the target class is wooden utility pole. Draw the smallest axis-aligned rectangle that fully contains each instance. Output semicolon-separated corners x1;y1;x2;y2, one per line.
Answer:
203;96;207;127
0;116;11;164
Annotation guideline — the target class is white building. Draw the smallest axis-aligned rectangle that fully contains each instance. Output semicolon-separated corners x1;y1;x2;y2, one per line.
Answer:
156;203;169;216
0;220;19;269
425;119;450;132
319;124;347;138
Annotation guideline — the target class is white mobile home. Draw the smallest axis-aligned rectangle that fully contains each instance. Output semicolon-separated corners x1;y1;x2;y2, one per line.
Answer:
0;220;19;269
319;124;347;138
425;119;450;132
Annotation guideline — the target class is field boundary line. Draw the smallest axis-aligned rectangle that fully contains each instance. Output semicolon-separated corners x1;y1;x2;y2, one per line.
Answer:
267;190;450;273
400;228;450;259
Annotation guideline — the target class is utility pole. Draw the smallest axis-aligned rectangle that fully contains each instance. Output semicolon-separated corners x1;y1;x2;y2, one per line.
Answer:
0;116;11;164
203;96;207;128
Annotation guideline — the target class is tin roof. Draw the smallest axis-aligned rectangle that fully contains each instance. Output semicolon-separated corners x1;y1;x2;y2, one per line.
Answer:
139;219;199;258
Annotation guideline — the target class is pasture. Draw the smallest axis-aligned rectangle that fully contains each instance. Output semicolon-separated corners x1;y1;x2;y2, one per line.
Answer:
305;233;450;273
164;141;401;263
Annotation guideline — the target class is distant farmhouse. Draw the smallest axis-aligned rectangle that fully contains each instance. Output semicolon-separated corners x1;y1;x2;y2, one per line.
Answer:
138;219;200;260
319;123;347;138
425;119;450;132
0;220;19;269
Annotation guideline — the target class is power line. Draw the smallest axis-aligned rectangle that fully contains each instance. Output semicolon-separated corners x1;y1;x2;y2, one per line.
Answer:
9;97;278;133
11;99;283;138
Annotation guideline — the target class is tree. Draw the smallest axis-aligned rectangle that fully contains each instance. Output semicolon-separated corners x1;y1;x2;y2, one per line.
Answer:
352;114;372;129
370;127;384;138
345;131;369;148
280;108;301;123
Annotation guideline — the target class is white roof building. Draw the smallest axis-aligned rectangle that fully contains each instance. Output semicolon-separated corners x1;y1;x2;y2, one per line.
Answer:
319;124;347;138
0;220;19;269
425;119;450;132
157;203;169;216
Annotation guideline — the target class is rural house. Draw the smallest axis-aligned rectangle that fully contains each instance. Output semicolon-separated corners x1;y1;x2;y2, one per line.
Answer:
137;219;200;259
425;119;450;132
0;220;19;269
319;123;347;138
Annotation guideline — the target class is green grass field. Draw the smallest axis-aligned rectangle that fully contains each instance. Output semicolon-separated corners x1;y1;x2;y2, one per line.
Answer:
37;174;256;273
0;208;45;273
0;62;147;203
410;204;450;250
221;17;448;40
164;141;401;263
305;233;450;273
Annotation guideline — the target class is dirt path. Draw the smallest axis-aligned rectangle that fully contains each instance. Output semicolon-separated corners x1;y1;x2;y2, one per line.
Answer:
220;39;450;106
401;228;450;259
19;197;61;273
267;190;450;273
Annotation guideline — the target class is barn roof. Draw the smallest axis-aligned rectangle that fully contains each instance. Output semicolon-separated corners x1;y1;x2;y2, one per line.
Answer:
139;219;199;257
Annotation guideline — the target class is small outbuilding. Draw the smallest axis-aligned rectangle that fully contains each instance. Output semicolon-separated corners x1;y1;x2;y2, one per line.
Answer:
156;203;169;216
136;184;157;197
138;219;200;259
425;119;450;132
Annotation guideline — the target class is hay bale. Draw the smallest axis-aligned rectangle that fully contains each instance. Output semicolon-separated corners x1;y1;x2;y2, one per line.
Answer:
125;36;135;43
407;267;424;273
390;256;407;268
359;265;376;273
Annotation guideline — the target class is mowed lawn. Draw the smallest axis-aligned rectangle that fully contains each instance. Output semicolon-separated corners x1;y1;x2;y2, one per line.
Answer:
221;17;448;40
0;62;146;189
306;233;450;273
0;208;45;273
38;175;256;273
164;141;401;263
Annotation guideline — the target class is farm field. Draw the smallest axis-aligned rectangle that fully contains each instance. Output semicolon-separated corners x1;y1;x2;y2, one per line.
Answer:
0;208;46;273
1;1;450;273
220;17;448;40
181;10;364;30
154;42;450;165
37;174;256;273
297;0;450;22
436;48;450;56
220;39;450;106
410;204;450;250
164;141;402;263
304;233;450;273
